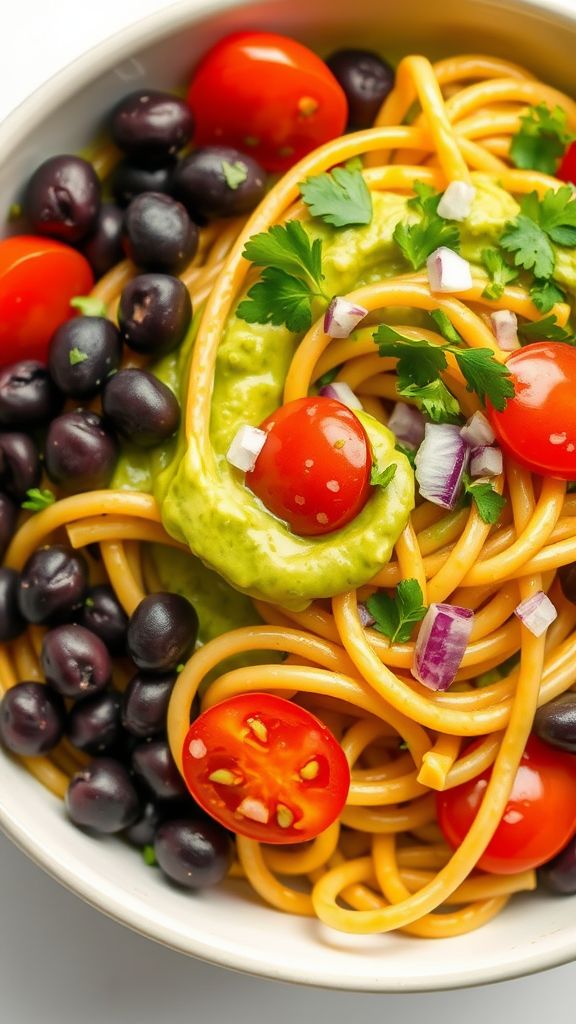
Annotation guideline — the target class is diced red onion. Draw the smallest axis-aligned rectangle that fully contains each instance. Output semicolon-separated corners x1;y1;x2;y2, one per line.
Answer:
437;181;476;222
324;296;368;338
319;381;363;410
358;603;375;628
460;411;496;447
226;424;267;473
414;423;469;510
490;309;519;351
412;603;474;691
470;445;503;478
514;591;557;637
427;247;473;293
387;401;426;448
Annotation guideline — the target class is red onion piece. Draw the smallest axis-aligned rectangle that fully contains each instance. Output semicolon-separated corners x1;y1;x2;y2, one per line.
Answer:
324;296;368;338
412;603;474;691
358;603;375;628
437;181;476;222
387;402;426;448
414;423;469;510
319;381;363;410
490;310;519;351
460;411;495;447
514;591;557;637
226;424;267;472
470;445;503;477
426;247;473;293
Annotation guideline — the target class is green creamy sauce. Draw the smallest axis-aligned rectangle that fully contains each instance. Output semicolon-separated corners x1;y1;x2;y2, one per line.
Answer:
113;175;576;621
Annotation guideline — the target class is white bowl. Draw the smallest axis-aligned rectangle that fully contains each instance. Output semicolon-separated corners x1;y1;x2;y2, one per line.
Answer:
1;0;576;993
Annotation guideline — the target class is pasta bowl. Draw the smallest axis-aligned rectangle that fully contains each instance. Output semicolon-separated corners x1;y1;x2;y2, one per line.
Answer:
1;0;576;993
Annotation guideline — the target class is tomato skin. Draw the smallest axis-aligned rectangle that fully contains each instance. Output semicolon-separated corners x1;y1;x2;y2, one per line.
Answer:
488;342;576;480
187;32;348;172
245;396;372;536
558;141;576;184
436;736;576;874
182;693;350;844
0;236;94;365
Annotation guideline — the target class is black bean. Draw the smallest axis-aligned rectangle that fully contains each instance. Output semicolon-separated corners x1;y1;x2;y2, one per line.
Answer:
534;693;576;753
0;681;65;756
18;544;88;624
121;670;177;738
48;317;122;399
539;836;576;895
41;624;112;700
79;203;125;279
0;432;41;501
154;818;232;888
0;361;62;427
122;192;198;273
131;738;188;800
0;493;17;561
111;91;194;159
110;157;176;207
118;273;192;356
126;592;197;671
0;568;26;641
79;584;128;656
24;155;101;243
65;757;141;833
325;49;395;130
172;147;266;220
102;368;180;447
66;690;123;754
44;409;118;492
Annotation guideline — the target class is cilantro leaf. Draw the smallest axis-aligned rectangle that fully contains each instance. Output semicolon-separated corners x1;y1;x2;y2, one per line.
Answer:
464;478;506;525
430;309;463;345
500;214;555;279
393;218;460;271
509;103;574;175
344;156;364;173
400;379;461;422
366;579;428;644
517;314;574;343
300;167;372;228
374;324;448;385
221;160;248;190
315;365;341;388
69;347;88;366
21;488;56;512
530;279;566;314
237;268;315;333
370;462;397;489
70;295;107;318
407;181;441;217
536;185;576;247
452;348;515;411
396;443;416;468
481;247;519;300
242;222;325;292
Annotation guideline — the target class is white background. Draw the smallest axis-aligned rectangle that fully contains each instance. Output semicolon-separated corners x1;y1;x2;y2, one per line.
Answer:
1;1;575;1020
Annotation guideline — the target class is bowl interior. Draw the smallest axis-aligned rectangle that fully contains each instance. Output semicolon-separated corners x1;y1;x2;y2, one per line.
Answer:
1;0;576;993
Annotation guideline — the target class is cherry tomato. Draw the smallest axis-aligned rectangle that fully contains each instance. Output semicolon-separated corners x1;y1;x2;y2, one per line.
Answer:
437;735;576;874
558;140;576;184
187;32;348;172
182;692;350;844
245;396;372;535
0;236;93;365
488;342;576;480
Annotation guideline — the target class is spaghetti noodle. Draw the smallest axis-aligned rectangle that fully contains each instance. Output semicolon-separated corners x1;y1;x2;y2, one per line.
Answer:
2;49;576;939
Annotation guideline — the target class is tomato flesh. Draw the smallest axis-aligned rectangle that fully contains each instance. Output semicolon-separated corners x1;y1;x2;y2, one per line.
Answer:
437;735;576;874
245;396;372;536
558;140;576;184
0;236;93;365
182;693;350;844
488;342;576;480
187;32;348;172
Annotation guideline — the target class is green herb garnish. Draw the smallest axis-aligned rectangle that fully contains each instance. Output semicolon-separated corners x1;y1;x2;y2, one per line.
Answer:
463;478;506;525
518;314;574;343
366;579;428;644
394;181;460;270
480;247;520;300
21;488;56;512
370;462;397;489
70;295;107;318
300;167;372;228
509;103;574;176
69;347;88;366
221;160;248;190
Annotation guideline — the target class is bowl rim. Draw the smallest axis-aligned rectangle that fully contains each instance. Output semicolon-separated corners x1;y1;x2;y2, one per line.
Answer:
2;0;576;993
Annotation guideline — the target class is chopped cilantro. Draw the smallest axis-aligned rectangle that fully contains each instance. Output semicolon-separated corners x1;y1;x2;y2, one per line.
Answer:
69;347;88;366
399;379;461;423
396;443;416;468
142;845;157;867
315;365;341;388
464;477;506;525
300;167;372;228
517;314;574;343
366;579;428;644
529;279;566;314
70;295;107;318
480;247;519;300
394;181;460;270
509;103;574;176
500;214;555;279
430;309;463;344
370;462;397;489
21;488;56;512
221;160;249;190
451;348;515;411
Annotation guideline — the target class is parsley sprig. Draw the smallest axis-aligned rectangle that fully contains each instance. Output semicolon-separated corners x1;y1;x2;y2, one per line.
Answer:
22;488;56;512
366;579;428;644
509;103;574;176
393;182;460;270
300;168;372;228
237;222;329;333
375;323;514;419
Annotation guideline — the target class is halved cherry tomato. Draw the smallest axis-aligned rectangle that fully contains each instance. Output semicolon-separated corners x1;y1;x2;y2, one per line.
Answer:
488;342;576;480
182;693;350;844
0;236;93;365
558;140;576;184
246;396;372;535
187;32;348;172
436;735;576;874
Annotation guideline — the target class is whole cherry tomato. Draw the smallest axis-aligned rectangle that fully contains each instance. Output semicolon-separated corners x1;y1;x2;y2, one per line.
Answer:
488;342;576;480
558;140;576;184
437;735;576;874
187;32;348;172
245;396;372;535
182;692;350;844
0;236;93;365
